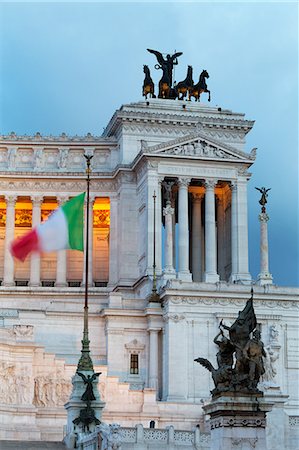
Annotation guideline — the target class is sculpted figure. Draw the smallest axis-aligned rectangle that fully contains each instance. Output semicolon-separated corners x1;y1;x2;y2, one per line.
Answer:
261;345;279;386
34;148;43;169
99;423;122;450
255;186;271;208
77;372;101;402
59;148;68;169
243;329;266;390
213;329;234;369
147;49;182;88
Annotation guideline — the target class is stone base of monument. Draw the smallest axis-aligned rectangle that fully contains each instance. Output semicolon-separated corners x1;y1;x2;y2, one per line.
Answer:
203;393;274;450
63;371;105;449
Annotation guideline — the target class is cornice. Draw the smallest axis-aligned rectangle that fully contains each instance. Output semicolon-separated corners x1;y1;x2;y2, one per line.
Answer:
0;132;117;145
102;102;254;137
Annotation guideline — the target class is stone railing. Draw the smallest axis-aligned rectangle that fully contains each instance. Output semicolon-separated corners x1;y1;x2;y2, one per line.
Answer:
77;424;211;449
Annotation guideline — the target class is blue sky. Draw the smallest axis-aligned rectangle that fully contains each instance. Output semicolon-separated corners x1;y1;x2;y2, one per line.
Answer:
0;1;298;286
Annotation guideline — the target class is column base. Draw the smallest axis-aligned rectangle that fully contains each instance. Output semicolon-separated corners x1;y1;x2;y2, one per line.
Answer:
257;272;273;286
55;282;68;287
28;282;41;287
2;281;15;287
230;272;252;284
162;268;176;280
204;272;220;283
177;271;192;282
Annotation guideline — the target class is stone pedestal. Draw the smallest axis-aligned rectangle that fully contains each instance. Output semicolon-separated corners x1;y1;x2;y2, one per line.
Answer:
203;393;273;450
64;370;105;449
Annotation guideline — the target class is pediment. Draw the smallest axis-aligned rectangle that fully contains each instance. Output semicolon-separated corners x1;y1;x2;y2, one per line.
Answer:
142;132;256;162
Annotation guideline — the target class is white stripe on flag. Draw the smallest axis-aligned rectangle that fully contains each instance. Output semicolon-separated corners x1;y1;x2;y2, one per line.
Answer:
38;209;69;252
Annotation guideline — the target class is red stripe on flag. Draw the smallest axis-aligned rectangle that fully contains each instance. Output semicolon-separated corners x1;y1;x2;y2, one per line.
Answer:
10;228;40;262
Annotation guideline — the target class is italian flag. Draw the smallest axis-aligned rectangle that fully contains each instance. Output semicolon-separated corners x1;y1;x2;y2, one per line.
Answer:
11;192;85;262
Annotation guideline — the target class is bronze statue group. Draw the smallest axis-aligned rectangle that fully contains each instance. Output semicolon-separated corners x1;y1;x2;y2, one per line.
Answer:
195;289;266;396
143;49;211;102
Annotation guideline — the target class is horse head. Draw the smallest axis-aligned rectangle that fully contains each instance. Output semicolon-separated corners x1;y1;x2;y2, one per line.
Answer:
143;65;149;74
202;69;209;79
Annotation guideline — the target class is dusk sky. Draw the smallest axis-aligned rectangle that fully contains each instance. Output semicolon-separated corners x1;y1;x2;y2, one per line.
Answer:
0;1;298;286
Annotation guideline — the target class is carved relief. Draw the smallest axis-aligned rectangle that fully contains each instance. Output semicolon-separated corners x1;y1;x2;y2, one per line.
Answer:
0;362;33;404
94;210;110;228
14;210;32;227
163;314;185;323
13;325;34;338
33;370;72;406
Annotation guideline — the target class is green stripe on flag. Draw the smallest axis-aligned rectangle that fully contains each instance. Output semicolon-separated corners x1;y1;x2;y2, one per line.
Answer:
62;192;85;251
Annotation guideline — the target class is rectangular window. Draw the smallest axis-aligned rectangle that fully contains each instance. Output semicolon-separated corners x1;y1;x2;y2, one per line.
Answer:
130;354;139;375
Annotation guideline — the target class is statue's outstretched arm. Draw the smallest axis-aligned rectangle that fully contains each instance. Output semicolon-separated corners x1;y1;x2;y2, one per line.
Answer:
171;52;183;62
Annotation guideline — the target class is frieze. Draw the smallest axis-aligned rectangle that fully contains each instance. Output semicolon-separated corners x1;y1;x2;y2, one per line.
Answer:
0;362;33;405
33;372;72;406
210;417;265;429
0;179;116;194
167;296;299;309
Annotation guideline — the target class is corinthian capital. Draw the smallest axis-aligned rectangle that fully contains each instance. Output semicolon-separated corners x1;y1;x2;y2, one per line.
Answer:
204;179;217;190
5;195;17;205
178;177;191;188
31;195;44;207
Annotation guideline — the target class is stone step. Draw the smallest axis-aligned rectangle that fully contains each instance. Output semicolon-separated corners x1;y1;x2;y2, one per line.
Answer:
0;442;65;450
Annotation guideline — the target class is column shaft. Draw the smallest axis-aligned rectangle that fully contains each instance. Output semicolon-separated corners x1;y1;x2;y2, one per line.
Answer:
178;178;192;281
29;196;43;286
217;196;225;280
83;198;94;286
230;180;251;283
192;193;203;282
148;329;159;390
108;195;118;286
55;196;68;287
163;202;175;278
3;196;17;286
204;180;219;283
257;212;273;285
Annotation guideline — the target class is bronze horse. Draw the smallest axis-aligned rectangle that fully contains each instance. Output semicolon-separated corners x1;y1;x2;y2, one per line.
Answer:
189;70;211;102
175;65;194;100
142;65;156;99
158;68;171;99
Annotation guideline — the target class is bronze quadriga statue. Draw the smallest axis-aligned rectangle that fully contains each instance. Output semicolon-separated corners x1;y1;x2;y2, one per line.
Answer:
195;290;266;396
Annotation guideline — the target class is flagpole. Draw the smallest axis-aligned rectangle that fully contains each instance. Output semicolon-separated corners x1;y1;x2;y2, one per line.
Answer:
77;154;94;372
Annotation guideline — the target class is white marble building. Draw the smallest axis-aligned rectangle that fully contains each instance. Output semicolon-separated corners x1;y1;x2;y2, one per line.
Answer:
0;99;298;449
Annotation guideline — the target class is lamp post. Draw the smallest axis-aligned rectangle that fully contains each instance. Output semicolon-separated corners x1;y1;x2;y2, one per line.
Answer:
77;154;94;372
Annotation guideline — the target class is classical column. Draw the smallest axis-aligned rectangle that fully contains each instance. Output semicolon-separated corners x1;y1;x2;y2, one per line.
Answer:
217;195;225;280
82;196;94;286
3;195;17;286
230;182;238;281
148;328;159;390
163;201;176;279
29;195;43;286
257;212;273;285
178;178;192;281
55;196;68;287
230;179;251;283
147;173;162;276
192;193;203;282
108;195;118;286
204;180;219;283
